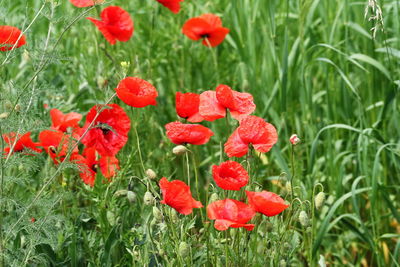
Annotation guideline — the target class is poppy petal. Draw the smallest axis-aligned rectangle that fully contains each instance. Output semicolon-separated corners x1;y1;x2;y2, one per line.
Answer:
175;92;203;122
199;91;226;121
69;0;104;8
165;121;213;145
246;190;289;217
156;0;183;14
202;27;230;47
224;129;248;158
115;77;158;108
216;84;255;119
212;161;249;190
0;26;26;51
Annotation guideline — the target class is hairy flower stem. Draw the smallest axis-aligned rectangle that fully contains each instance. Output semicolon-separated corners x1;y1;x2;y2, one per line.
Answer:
290;145;295;200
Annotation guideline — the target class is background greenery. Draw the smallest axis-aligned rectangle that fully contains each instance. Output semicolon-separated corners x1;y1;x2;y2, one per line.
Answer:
0;0;399;266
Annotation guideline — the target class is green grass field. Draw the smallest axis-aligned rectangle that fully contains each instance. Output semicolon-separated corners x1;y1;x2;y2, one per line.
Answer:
1;0;399;266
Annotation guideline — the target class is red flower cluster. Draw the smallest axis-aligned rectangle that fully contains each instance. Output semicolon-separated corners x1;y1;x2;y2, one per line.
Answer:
0;25;26;51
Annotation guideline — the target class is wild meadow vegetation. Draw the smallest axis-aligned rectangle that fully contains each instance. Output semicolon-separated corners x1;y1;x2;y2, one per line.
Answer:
0;0;399;266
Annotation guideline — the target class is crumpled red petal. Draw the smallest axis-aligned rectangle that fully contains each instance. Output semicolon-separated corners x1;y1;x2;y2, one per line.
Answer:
116;77;158;108
165;121;213;145
246;190;289;217
216;84;255;120
50;108;82;133
39;130;78;164
156;0;184;14
175;92;203;122
3;132;41;154
0;26;26;51
199;91;226;121
159;177;203;215
212;161;249;191
224;129;248;158
69;0;104;8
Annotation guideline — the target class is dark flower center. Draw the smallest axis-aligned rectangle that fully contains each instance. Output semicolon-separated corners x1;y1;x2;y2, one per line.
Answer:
97;122;111;135
201;34;210;38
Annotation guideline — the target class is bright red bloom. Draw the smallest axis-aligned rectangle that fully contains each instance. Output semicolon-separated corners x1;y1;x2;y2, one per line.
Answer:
99;154;119;179
50;108;82;133
225;115;278;157
207;199;255;231
212;161;248;191
182;14;229;47
0;26;26;51
115;77;158;108
69;0;104;7
39;130;78;163
165;121;213;145
156;0;183;14
216;84;256;120
70;153;96;186
175;92;203;122
81;104;131;157
3;132;41;154
159;177;203;215
199;91;226;121
246;191;289;217
87;6;133;45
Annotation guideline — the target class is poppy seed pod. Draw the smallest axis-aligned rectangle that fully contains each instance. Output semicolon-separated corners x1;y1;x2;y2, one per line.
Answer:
315;192;326;210
172;145;189;155
152;207;163;222
143;191;155;206
127;191;136;203
299;211;309;227
145;169;157;180
178;242;189;258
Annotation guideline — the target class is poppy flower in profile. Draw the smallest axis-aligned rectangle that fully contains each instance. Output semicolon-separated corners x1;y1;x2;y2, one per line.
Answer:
87;6;134;45
70;153;96;186
198;91;226;121
50;108;82;133
116;77;158;108
182;14;230;47
159;177;203;215
39;130;78;164
216;84;256;120
207;199;255;231
81;104;131;156
175;92;203;122
69;0;104;7
246;191;289;217
156;0;184;14
0;26;26;51
225;115;278;157
212;161;248;191
2;132;41;155
165;121;213;145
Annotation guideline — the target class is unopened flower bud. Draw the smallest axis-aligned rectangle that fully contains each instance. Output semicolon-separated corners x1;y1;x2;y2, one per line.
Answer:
120;61;130;73
178;242;189;258
114;189;128;197
145;169;157;180
0;112;9;119
170;209;179;223
127;191;137;203
285;181;292;193
107;210;116;226
314;191;326;210
279;259;287;267
209;193;219;204
290;134;300;145
153;206;163;222
299;211;309;227
172;145;188;155
143;191;155;206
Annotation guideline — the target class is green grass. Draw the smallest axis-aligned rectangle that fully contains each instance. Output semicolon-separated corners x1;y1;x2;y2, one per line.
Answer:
0;0;399;266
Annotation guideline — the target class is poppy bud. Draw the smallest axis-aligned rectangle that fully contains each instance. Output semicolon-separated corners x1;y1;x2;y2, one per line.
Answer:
209;193;219;204
145;169;157;180
285;181;292;194
299;211;309;227
120;61;130;73
290;134;300;145
22;49;30;61
107;210;116;226
172;145;188;155
127;191;137;203
279;259;287;267
153;206;163;222
114;189;128;197
158;248;165;257
0;112;9;119
314;191;326;210
31;217;36;223
170;209;179;223
178;242;189;258
15;104;21;112
143;191;155;205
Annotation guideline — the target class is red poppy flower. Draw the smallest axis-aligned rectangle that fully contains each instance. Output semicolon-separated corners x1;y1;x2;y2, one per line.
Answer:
115;77;158;108
81;104;131;156
198;91;226;121
70;153;96;186
0;26;26;51
216;84;256;120
99;154;119;179
225;115;278;157
175;92;203;122
165;121;213;145
207;199;255;231
69;0;104;7
50;108;82;133
87;6;134;45
159;177;203;215
246;191;289;217
182;14;229;47
39;130;78;163
156;0;183;14
212;161;248;191
3;132;41;155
